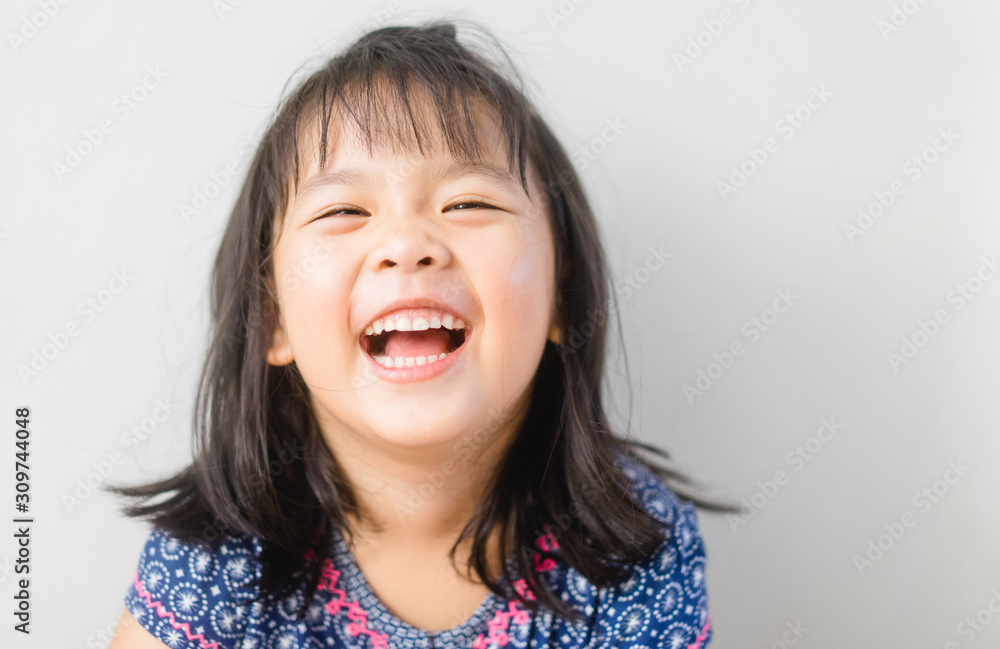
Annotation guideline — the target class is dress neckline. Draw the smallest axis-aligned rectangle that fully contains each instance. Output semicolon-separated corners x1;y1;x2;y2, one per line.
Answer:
330;524;519;646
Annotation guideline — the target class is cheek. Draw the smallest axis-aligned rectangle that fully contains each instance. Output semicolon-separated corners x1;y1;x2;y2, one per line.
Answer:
490;239;555;379
275;240;355;364
505;242;554;315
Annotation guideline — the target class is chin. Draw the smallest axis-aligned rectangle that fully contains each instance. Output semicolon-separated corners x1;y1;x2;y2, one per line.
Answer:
364;407;472;447
372;425;466;450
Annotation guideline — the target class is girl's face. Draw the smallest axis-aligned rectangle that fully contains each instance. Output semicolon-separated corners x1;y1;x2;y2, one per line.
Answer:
266;105;561;456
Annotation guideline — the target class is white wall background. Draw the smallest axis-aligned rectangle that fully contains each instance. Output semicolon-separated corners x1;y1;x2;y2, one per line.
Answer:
2;0;998;647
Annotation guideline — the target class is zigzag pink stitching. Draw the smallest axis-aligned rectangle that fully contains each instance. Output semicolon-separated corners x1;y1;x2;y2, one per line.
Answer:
473;526;559;648
132;571;220;649
306;549;390;648
688;613;712;649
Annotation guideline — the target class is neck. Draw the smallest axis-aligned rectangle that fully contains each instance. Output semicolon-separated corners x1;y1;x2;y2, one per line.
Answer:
319;396;530;550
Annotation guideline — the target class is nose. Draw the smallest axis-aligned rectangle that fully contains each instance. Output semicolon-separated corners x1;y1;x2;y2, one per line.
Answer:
368;220;452;272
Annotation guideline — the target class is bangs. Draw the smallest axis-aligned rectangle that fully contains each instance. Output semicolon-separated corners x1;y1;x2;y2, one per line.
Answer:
276;22;536;206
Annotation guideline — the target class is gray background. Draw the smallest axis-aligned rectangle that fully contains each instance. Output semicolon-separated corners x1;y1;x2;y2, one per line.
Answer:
1;0;998;647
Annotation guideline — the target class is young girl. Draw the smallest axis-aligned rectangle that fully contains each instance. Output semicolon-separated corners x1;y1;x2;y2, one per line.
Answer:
108;18;734;649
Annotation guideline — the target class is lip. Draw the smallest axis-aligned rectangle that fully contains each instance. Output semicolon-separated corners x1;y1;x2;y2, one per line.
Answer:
361;328;470;384
359;297;472;339
357;294;474;384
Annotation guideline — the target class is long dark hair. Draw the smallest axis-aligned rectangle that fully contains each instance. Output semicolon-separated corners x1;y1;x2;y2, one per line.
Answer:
109;18;738;625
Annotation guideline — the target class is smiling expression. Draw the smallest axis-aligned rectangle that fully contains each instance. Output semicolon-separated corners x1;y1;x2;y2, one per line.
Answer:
265;96;562;454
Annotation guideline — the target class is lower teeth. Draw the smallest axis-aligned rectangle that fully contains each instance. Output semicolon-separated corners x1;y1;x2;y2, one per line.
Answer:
374;352;450;368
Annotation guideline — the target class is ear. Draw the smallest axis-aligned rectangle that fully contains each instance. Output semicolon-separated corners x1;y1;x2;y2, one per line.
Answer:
267;312;294;366
547;299;563;346
548;322;563;345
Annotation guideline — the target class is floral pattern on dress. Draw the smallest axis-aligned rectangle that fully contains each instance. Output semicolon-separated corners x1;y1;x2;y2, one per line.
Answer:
123;450;714;648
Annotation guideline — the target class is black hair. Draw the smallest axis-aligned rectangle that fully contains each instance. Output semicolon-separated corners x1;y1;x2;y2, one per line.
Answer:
108;18;738;626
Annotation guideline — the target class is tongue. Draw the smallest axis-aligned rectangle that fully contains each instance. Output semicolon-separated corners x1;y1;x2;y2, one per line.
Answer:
382;329;452;359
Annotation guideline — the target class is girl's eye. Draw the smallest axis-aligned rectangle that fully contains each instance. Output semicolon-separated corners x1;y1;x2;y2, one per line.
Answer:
310;200;499;222
316;206;367;219
446;200;499;211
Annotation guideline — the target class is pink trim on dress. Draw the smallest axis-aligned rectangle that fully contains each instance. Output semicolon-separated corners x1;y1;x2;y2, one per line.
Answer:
132;572;220;649
688;613;712;649
473;525;560;648
306;548;390;648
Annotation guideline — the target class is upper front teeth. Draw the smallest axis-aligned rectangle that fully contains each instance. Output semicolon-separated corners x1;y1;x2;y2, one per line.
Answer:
366;313;466;336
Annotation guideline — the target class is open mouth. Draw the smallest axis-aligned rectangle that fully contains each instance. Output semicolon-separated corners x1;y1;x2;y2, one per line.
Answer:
360;325;470;368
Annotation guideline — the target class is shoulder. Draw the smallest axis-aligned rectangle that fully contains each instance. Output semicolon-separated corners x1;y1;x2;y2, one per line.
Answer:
590;448;715;648
123;525;263;649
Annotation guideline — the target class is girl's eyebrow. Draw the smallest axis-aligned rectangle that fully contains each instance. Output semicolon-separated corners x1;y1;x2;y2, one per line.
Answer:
295;159;521;201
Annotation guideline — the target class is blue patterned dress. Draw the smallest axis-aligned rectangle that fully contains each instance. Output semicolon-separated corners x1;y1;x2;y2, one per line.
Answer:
122;452;714;648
